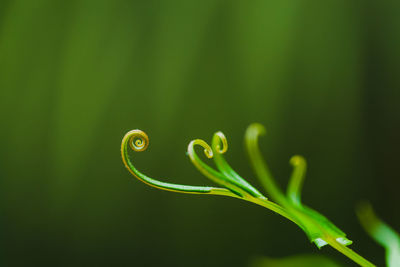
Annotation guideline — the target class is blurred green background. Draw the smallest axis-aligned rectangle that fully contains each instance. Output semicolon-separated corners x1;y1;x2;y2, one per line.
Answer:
1;0;399;266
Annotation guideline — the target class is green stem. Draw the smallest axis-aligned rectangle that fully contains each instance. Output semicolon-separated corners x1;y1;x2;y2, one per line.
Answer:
326;236;376;267
250;197;305;231
254;196;375;267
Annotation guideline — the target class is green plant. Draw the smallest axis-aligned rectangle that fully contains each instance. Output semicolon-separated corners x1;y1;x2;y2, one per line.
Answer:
121;123;375;266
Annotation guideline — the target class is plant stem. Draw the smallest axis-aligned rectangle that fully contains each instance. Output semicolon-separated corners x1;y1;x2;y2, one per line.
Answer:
249;198;305;232
326;236;376;267
252;197;376;267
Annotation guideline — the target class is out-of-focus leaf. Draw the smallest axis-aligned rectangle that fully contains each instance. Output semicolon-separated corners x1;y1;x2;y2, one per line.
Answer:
357;202;400;267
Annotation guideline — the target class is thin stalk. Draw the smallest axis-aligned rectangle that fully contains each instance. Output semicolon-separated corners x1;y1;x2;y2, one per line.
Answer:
325;235;375;267
250;197;305;231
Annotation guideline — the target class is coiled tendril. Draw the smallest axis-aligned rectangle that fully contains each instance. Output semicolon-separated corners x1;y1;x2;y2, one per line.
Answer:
128;130;149;152
187;139;249;198
213;132;228;154
121;129;236;197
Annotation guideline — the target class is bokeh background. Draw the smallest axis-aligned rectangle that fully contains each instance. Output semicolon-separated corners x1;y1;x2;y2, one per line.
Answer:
1;1;399;266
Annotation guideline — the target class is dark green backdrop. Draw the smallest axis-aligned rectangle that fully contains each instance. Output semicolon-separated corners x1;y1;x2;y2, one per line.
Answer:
1;1;399;266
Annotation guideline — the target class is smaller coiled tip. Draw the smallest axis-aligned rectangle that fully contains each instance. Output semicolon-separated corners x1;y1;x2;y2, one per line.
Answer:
214;131;228;154
124;129;149;152
188;139;213;158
